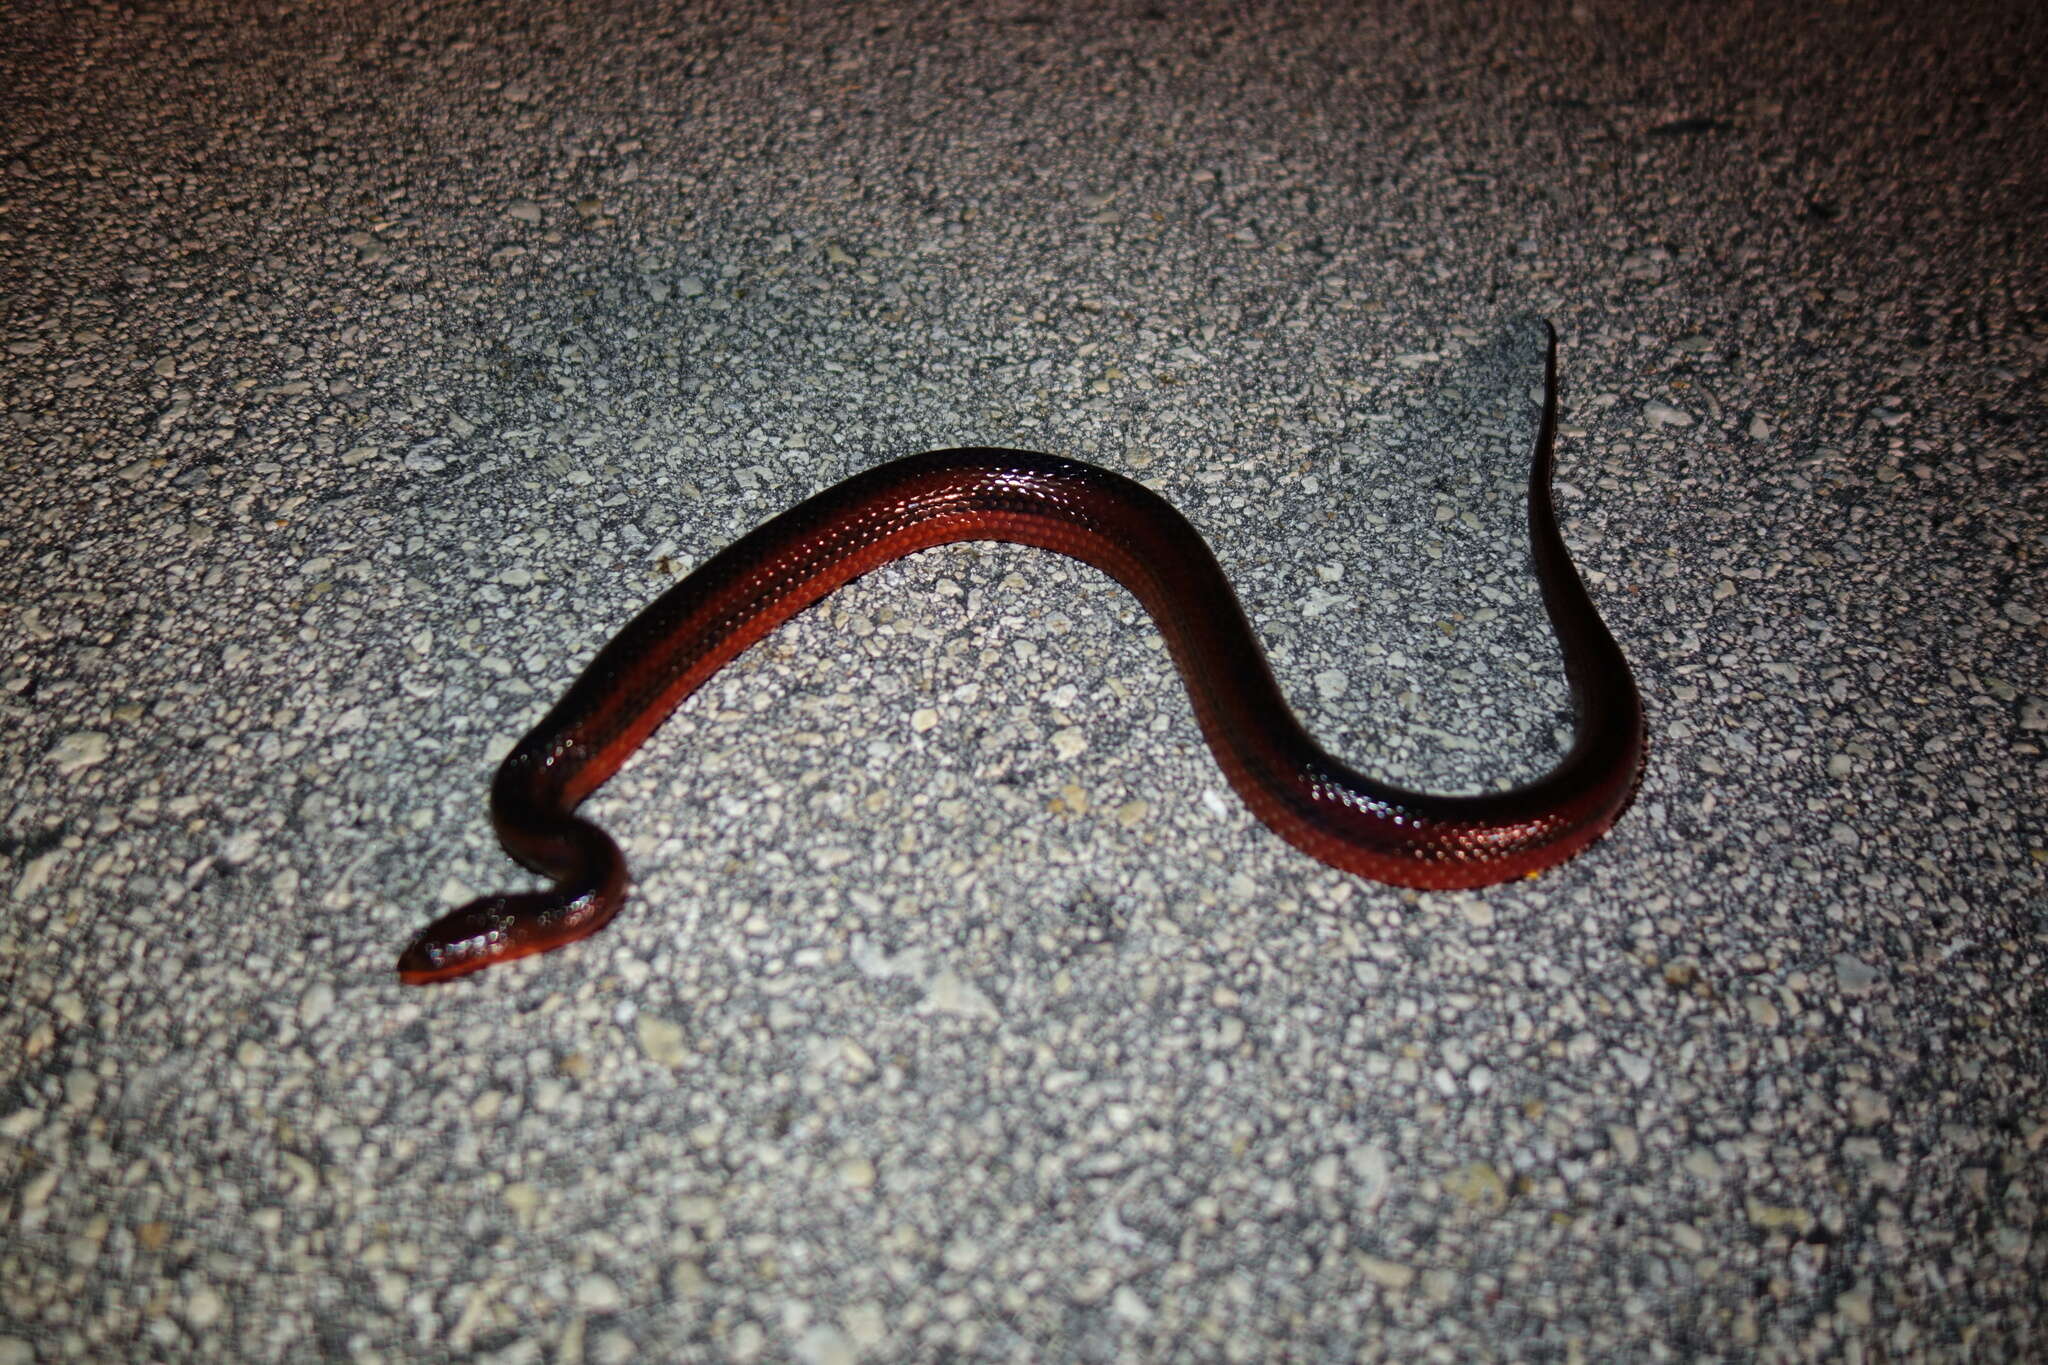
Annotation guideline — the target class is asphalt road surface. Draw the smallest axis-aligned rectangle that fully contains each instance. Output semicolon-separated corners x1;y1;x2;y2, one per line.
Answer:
2;2;2042;1360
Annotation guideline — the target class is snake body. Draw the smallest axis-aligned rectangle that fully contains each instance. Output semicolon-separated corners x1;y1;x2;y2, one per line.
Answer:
397;330;1643;984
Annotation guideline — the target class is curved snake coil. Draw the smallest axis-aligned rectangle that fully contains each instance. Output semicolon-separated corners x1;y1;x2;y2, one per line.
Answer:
397;327;1644;983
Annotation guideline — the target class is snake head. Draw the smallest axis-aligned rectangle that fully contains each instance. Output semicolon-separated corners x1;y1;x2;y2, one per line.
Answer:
395;896;521;984
395;873;623;985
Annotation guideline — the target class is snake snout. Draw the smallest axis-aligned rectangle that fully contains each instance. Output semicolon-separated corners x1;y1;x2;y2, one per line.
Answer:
395;897;517;984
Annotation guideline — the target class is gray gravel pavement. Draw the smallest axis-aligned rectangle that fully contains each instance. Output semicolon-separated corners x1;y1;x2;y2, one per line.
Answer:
3;1;2044;1360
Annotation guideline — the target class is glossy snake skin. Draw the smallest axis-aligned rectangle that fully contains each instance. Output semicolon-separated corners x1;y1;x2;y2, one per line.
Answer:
397;328;1643;983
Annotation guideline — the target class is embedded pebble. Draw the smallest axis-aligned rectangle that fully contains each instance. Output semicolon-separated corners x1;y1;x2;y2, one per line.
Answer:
636;1014;688;1068
917;971;999;1020
841;1302;886;1349
298;982;334;1028
576;1273;623;1311
45;731;109;774
183;1286;225;1330
12;850;65;902
1358;1256;1417;1291
1834;953;1882;996
1347;1145;1394;1209
1446;1162;1507;1213
792;1326;855;1365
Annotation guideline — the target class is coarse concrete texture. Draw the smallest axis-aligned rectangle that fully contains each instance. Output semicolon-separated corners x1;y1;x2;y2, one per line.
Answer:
2;1;2043;1361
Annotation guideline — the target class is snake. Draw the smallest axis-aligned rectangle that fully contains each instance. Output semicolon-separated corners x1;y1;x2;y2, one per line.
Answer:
396;327;1644;984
